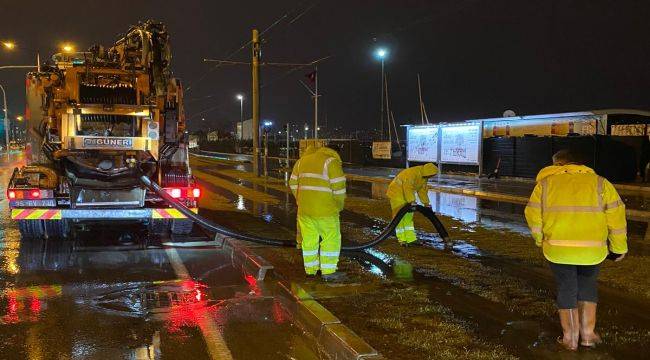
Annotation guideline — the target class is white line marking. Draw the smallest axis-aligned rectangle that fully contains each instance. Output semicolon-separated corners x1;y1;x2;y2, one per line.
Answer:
165;247;233;360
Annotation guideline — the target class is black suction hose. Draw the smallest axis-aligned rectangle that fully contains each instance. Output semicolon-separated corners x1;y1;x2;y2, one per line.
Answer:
140;175;449;251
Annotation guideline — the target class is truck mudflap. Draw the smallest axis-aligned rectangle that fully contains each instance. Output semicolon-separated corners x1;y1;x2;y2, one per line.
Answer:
11;208;198;220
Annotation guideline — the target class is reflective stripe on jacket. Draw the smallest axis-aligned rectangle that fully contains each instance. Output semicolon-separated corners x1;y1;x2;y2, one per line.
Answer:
289;147;346;217
386;163;438;205
524;164;628;265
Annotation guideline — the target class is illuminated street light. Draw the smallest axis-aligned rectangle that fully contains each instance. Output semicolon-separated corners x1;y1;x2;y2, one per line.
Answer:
263;121;273;127
374;47;388;139
16;116;23;121
375;48;388;60
236;94;244;144
2;42;15;50
61;44;74;53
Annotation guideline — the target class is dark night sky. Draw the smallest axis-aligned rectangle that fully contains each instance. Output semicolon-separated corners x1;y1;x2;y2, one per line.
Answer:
1;0;649;134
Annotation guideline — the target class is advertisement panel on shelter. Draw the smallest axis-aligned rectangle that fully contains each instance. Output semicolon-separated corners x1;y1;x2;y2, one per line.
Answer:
407;126;438;163
440;124;480;164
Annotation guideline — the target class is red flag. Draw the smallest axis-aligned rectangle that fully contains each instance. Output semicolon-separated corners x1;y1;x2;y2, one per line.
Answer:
305;70;317;83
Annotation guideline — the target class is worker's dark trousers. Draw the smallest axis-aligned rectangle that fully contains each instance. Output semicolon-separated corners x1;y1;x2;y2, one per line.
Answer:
548;262;600;309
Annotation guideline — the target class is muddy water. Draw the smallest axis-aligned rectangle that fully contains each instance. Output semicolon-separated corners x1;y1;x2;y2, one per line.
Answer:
191;155;650;359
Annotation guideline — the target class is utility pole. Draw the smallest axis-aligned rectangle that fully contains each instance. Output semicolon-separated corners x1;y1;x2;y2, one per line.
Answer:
314;66;319;139
251;29;261;176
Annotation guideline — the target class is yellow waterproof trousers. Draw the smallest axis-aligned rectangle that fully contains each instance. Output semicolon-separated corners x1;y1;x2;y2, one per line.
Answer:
390;198;416;244
298;215;341;275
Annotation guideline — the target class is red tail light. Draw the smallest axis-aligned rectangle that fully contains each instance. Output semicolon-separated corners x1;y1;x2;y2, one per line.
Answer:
169;188;182;198
163;187;201;199
7;189;47;200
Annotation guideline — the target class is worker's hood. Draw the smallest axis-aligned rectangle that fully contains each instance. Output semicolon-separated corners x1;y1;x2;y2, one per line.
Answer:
421;163;438;177
317;147;342;161
302;145;317;157
535;164;595;182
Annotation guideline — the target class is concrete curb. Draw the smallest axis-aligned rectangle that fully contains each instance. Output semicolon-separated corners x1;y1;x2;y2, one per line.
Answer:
219;236;383;359
276;281;383;359
222;237;274;281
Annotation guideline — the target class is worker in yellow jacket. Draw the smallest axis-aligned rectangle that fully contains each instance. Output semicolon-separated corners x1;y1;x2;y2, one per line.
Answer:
386;163;438;245
525;150;627;351
289;146;346;279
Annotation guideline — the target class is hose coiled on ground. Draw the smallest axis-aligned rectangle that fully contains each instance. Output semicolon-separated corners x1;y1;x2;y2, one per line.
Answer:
140;174;449;251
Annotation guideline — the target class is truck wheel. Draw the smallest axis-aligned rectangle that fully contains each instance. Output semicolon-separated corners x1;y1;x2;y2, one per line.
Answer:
171;219;193;235
18;220;45;239
44;220;70;239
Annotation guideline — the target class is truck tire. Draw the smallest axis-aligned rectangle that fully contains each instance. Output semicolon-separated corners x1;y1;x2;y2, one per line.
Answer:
18;220;45;239
44;220;70;239
171;219;193;235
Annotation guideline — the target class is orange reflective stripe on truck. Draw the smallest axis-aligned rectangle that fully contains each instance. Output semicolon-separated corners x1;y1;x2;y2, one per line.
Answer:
11;209;62;220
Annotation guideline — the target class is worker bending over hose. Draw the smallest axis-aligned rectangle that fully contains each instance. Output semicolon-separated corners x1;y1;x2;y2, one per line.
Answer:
386;163;438;246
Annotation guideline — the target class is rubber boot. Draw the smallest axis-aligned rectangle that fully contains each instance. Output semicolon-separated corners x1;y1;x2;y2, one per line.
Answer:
578;301;602;347
557;309;579;351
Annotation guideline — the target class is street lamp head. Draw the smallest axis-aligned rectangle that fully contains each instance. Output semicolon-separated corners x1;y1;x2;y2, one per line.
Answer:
236;94;244;101
2;41;15;50
61;44;74;53
16;116;23;121
263;121;273;127
375;48;388;60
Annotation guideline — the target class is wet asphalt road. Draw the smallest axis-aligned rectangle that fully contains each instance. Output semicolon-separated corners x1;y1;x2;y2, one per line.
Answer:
0;153;320;360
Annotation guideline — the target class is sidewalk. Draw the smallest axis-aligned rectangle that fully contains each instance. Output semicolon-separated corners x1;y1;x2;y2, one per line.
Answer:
344;166;650;220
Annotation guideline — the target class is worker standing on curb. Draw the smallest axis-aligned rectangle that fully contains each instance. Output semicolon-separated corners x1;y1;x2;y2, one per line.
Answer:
386;163;438;246
525;150;627;351
289;146;346;280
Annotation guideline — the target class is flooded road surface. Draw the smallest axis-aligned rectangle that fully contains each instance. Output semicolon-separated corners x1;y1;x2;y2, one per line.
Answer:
189;154;650;360
0;154;321;359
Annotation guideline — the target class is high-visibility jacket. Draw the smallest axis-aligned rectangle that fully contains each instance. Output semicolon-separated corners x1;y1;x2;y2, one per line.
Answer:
386;163;438;205
289;147;346;217
525;165;628;265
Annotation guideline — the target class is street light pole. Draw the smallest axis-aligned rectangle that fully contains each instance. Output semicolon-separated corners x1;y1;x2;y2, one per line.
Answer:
380;57;384;140
0;84;8;151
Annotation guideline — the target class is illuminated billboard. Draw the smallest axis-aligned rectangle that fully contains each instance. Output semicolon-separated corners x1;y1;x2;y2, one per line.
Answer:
407;126;438;163
440;124;480;164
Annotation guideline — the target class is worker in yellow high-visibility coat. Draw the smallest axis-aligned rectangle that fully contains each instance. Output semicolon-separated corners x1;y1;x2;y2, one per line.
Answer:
386;163;438;245
525;150;627;351
289;146;346;279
